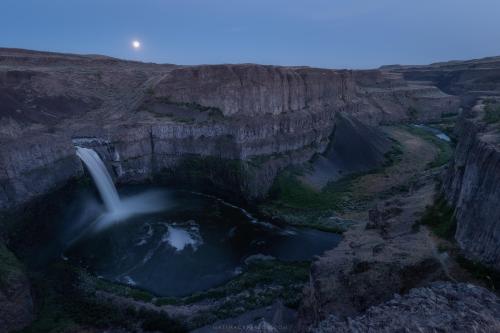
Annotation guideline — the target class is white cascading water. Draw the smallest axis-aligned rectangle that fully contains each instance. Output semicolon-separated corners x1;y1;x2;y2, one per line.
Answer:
76;147;121;212
75;146;168;231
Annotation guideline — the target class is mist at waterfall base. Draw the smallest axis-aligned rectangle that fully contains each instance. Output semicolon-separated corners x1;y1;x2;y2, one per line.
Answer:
75;147;169;232
34;147;341;297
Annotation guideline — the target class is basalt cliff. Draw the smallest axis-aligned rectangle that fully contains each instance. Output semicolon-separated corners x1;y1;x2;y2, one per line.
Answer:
0;48;459;211
390;58;500;270
443;100;500;270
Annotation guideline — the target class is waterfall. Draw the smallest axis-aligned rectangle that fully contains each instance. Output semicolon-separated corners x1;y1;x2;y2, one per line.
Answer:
74;146;169;231
76;147;121;213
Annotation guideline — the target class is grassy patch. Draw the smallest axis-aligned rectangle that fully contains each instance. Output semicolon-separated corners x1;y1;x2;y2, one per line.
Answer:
152;97;223;115
456;256;500;291
418;195;456;239
82;274;155;303
484;103;500;124
441;111;459;118
406;125;453;168
382;143;404;168
82;259;309;325
172;116;196;123
408;106;419;120
21;264;186;333
260;141;406;230
260;142;404;228
175;260;309;308
268;170;359;212
0;243;25;291
260;169;360;231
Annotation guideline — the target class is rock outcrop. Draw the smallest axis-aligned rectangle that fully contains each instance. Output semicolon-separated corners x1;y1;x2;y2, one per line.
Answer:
313;282;500;333
0;133;83;210
352;70;459;124
0;48;459;210
384;55;500;107
297;177;447;331
444;100;500;270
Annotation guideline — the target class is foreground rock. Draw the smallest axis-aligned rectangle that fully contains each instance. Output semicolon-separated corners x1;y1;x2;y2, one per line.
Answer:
313;281;500;333
298;216;445;330
296;132;449;331
192;301;296;333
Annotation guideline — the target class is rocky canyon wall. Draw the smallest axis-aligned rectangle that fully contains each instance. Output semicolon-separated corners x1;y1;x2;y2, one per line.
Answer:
384;56;500;107
444;101;500;270
390;57;500;270
0;48;459;211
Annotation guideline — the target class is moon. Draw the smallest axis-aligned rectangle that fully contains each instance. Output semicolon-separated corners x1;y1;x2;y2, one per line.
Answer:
132;40;141;49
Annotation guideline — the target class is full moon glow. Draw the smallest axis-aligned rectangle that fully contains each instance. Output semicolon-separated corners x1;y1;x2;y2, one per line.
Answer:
132;40;141;49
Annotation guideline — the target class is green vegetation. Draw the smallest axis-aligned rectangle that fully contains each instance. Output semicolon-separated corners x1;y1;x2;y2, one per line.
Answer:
269;171;344;211
408;106;419;120
21;263;186;333
456;256;500;291
382;143;404;167
0;243;25;291
261;141;406;232
441;111;459;118
437;243;451;253
80;259;309;326
430;117;459;141
260;170;362;232
417;195;456;239
145;87;155;96
90;259;309;309
174;260;309;308
483;102;500;124
84;274;155;303
483;98;497;104
414;184;499;293
172;115;196;123
157;156;247;199
406;125;453;168
153;96;224;115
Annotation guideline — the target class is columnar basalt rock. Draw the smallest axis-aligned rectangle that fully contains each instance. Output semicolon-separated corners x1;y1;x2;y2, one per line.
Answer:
0;48;459;210
443;102;500;270
377;57;500;270
384;56;500;107
0;133;83;210
153;65;354;117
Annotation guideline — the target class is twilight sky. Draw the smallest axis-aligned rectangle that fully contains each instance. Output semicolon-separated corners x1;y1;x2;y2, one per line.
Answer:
1;0;500;69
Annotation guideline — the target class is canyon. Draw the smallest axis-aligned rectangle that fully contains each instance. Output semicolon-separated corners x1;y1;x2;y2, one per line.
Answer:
0;48;459;208
0;48;499;333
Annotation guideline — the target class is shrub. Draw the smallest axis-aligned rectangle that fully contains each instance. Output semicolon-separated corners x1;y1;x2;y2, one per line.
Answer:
418;195;456;239
483;103;500;124
456;256;500;291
